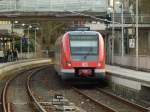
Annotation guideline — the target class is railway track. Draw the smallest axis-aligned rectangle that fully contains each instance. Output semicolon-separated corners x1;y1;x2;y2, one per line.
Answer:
26;66;150;112
27;68;54;112
1;70;33;112
97;88;149;112
1;66;49;112
1;66;84;112
29;66;117;112
1;65;149;112
28;66;144;112
28;67;82;112
72;87;149;112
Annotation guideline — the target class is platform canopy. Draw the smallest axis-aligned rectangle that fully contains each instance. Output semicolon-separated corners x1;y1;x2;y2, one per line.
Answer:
0;0;108;13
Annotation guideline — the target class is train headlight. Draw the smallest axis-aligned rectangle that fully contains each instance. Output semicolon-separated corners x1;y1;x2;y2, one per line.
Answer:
98;63;101;67
66;62;71;67
68;63;71;67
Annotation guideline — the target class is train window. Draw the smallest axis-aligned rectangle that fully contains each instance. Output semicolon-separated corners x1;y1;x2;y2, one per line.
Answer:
69;35;99;61
69;35;97;40
66;27;90;31
70;43;98;55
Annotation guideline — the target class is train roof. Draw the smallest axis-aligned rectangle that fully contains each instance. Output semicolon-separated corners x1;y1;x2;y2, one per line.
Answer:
67;31;100;36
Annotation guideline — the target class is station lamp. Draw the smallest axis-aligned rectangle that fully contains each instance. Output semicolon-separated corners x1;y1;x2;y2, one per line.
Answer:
22;23;25;26
14;21;18;24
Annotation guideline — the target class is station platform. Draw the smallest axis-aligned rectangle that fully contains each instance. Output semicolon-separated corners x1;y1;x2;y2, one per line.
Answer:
0;58;51;68
0;59;39;68
0;58;51;80
106;65;150;90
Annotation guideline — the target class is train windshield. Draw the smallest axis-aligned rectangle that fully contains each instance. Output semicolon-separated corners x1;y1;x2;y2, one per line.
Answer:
69;35;98;61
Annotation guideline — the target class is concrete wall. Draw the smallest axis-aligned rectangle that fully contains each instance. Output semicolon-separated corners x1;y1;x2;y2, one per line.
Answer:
112;29;150;70
148;31;150;54
84;23;106;30
0;59;51;80
114;55;150;70
109;74;150;104
0;24;11;31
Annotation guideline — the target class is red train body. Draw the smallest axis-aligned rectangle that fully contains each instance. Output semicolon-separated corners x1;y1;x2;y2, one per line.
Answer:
54;31;105;80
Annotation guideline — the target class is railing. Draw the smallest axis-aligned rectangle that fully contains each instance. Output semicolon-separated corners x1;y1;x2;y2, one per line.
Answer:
0;0;107;12
114;13;150;24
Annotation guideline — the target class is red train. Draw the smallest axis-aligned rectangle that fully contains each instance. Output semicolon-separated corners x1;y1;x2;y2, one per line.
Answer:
54;31;105;80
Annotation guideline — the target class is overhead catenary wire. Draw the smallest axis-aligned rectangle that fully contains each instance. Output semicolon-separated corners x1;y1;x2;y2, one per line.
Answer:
65;10;121;24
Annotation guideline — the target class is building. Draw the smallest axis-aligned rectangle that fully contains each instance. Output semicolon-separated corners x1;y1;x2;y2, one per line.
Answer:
107;0;150;70
0;21;12;51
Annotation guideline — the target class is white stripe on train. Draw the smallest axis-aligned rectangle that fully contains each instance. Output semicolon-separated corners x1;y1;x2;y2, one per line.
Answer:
61;69;105;73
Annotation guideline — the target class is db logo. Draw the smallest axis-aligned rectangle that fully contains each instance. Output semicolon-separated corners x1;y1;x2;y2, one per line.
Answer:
82;62;88;67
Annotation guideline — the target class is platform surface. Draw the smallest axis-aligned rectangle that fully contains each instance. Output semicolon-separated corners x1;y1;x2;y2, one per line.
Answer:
106;65;150;83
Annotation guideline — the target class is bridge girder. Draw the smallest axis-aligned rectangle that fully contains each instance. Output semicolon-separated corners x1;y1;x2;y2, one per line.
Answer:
0;11;106;21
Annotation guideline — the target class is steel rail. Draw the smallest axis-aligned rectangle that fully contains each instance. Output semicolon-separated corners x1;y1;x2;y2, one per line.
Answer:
97;88;150;112
1;66;47;112
1;70;29;112
26;68;49;112
2;81;9;112
72;87;118;112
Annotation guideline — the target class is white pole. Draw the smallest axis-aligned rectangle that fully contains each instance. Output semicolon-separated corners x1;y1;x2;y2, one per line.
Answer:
27;27;30;58
15;0;17;11
34;29;37;56
112;4;115;64
121;3;124;57
11;21;15;50
20;37;22;59
136;0;139;70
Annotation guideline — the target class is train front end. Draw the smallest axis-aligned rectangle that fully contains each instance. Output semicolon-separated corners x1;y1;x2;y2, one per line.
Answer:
61;31;105;80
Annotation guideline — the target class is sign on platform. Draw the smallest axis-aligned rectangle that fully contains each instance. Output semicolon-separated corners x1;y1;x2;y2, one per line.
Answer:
21;37;27;44
0;51;4;57
129;39;135;48
54;94;64;99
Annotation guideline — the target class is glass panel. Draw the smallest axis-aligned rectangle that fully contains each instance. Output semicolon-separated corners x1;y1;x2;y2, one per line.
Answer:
71;47;98;55
71;55;98;61
69;35;98;61
70;41;97;47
